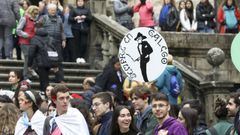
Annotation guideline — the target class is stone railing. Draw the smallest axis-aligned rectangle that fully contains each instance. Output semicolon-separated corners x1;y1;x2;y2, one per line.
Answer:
89;13;129;68
90;14;238;81
89;14;239;126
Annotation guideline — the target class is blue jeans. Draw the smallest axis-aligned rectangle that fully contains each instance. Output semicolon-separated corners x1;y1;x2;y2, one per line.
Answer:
0;25;13;59
198;27;214;33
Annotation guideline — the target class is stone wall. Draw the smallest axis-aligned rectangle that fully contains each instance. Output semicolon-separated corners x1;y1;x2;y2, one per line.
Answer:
160;32;239;83
90;12;240;84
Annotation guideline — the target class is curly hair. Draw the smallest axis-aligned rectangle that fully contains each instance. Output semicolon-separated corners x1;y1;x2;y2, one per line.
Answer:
215;98;228;119
0;103;20;134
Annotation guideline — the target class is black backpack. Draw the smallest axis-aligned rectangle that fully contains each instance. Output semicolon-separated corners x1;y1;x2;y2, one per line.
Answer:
36;36;60;68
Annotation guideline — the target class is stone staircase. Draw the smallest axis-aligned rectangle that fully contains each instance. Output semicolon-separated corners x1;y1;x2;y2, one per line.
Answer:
0;60;102;93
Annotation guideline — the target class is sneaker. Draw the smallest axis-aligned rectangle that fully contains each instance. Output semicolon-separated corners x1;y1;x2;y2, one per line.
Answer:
30;70;39;78
80;58;86;63
76;58;81;63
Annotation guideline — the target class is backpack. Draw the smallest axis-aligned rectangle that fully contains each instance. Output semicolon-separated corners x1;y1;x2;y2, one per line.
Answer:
169;73;180;97
36;36;60;68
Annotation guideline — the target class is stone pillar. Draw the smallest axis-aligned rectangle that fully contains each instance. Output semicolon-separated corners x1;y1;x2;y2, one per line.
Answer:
90;0;107;14
101;32;110;67
200;82;234;126
200;47;235;126
108;35;119;57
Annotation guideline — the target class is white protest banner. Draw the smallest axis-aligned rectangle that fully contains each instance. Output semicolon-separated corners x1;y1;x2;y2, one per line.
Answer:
118;27;168;82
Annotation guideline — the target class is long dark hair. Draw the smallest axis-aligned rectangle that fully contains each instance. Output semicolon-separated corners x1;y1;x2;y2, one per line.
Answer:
110;105;139;134
11;70;23;108
223;0;237;7
180;108;198;135
199;0;213;11
200;0;210;5
24;91;42;113
185;0;194;23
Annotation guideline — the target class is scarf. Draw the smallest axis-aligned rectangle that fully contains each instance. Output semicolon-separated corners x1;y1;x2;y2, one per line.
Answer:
15;110;46;135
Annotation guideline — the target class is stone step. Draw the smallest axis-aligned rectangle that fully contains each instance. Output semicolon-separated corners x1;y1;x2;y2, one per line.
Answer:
0;74;91;83
0;66;101;76
0;60;90;69
0;81;83;92
0;60;102;93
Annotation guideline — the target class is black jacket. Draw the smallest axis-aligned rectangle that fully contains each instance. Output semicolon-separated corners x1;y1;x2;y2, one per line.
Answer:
160;5;179;31
196;2;216;30
29;28;59;68
96;68;125;104
68;6;92;32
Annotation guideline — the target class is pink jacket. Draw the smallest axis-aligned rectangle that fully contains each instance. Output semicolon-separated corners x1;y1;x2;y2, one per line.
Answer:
133;1;155;27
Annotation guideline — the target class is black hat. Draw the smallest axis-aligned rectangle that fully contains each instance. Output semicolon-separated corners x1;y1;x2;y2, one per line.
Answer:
134;32;147;40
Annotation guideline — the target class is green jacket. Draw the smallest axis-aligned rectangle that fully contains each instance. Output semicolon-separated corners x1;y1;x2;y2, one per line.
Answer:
12;8;24;34
206;119;233;135
134;106;158;135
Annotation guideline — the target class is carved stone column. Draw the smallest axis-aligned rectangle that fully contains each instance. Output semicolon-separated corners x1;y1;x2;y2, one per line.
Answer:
201;47;234;126
101;32;111;67
200;82;234;126
89;25;103;69
90;0;107;14
108;35;119;57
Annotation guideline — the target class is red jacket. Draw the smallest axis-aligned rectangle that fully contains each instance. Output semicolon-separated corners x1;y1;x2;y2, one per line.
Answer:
133;0;155;27
19;15;36;45
217;5;240;33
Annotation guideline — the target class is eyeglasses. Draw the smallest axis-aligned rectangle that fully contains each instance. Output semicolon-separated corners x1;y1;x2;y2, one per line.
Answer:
152;104;168;109
91;102;102;108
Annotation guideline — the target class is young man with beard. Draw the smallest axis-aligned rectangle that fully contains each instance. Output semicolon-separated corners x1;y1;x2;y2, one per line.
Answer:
226;92;240;135
43;84;90;135
151;92;187;135
130;85;158;135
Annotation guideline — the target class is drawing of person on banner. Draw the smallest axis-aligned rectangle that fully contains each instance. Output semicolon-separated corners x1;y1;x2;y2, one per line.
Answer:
134;32;153;82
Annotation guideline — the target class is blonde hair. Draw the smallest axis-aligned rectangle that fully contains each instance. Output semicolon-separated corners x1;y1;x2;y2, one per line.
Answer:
0;103;20;134
167;54;173;65
25;5;39;16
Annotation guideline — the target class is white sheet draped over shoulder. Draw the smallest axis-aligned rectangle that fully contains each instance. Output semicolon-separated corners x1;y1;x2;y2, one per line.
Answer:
50;107;90;135
15;110;46;135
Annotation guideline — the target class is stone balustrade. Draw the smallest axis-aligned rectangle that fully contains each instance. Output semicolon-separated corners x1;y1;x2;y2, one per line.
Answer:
89;13;240;126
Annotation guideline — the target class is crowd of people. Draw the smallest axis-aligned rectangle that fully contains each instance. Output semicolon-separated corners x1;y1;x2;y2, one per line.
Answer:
0;0;92;90
1;69;240;135
0;0;240;135
114;0;240;33
0;0;239;90
0;53;238;135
